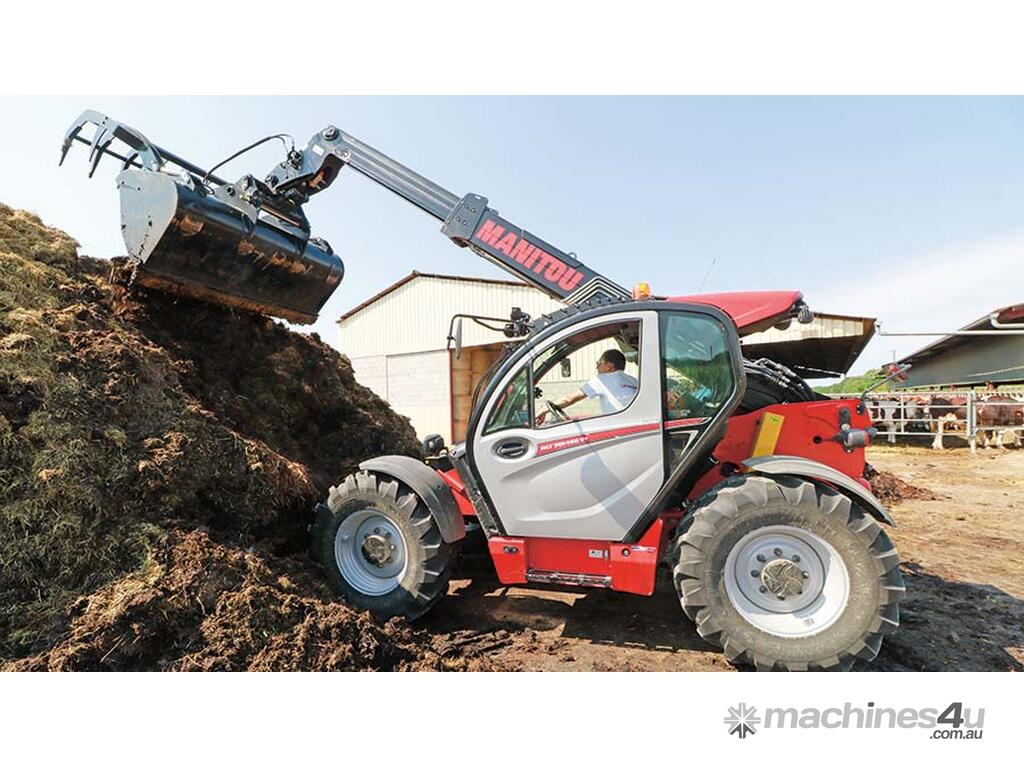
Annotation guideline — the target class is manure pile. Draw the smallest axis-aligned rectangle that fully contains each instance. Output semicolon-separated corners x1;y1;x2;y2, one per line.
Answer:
865;465;942;506
0;203;469;670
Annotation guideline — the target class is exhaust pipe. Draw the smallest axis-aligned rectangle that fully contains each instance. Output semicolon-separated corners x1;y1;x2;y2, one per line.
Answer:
61;111;344;324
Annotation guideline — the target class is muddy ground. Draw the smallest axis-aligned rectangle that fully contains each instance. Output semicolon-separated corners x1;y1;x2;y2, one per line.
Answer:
418;446;1024;671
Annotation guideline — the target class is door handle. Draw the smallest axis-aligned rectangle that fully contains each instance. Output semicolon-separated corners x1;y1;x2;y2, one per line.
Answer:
494;439;528;459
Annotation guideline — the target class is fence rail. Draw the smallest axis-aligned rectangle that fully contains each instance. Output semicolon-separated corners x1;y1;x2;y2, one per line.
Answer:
826;390;1024;451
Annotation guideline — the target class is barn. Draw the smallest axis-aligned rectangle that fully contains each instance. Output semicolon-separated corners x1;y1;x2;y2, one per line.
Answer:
337;272;564;443
337;272;875;442
894;303;1024;388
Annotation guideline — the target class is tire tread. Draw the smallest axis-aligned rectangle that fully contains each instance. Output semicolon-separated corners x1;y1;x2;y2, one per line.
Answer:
673;474;904;671
313;470;455;620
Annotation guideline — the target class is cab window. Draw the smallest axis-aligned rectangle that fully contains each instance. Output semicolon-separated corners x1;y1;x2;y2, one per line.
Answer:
662;312;735;421
483;365;530;434
532;320;641;427
661;312;736;471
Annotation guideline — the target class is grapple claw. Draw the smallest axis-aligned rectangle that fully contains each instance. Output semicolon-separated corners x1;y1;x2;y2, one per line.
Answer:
59;109;345;324
60;109;163;172
59;117;90;166
87;127;115;178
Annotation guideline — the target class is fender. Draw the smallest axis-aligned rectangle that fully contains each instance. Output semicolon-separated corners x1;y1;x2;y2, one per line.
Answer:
741;454;895;526
359;456;467;543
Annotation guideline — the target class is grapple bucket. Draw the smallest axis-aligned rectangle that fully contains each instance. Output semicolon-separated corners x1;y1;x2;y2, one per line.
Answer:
61;110;344;324
117;169;343;324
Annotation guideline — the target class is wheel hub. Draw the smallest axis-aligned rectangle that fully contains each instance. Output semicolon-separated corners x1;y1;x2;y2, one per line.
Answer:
334;510;408;595
760;558;805;599
723;525;851;638
361;532;394;567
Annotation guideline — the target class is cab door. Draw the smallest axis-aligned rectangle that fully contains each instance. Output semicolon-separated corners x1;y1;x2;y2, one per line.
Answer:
470;310;664;541
467;304;745;543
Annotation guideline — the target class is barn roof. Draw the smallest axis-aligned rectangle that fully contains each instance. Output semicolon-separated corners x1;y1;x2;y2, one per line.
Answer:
898;303;1024;365
895;302;1024;387
339;271;525;322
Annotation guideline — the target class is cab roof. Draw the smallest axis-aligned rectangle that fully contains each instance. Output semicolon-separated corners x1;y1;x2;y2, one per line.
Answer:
667;290;805;336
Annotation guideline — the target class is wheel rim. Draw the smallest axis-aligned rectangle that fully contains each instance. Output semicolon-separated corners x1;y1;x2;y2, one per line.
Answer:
334;510;408;596
723;525;850;638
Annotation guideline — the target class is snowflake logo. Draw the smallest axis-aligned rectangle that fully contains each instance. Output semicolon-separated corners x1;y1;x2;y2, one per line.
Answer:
724;703;760;738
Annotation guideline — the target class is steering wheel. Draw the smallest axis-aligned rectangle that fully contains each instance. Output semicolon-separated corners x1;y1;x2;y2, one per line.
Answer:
545;400;571;423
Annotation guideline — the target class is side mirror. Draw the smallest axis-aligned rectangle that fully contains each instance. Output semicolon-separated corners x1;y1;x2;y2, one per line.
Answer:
560;358;572;378
447;317;464;360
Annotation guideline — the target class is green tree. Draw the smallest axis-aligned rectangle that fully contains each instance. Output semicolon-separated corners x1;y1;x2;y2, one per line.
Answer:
814;370;887;395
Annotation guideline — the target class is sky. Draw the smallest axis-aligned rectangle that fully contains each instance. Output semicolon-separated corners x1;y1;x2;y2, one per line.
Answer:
2;96;1023;375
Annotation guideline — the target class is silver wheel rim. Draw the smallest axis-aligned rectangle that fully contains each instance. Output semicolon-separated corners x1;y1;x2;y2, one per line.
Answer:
334;510;408;596
723;525;850;638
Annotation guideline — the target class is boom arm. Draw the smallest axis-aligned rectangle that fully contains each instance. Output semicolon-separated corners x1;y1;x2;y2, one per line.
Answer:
263;126;629;303
61;110;628;323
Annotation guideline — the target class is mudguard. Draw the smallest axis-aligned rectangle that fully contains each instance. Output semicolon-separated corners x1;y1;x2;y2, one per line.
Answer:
359;456;467;543
741;454;895;526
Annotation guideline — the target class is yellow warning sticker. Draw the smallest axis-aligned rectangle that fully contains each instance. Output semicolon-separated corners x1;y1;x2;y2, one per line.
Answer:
751;412;785;457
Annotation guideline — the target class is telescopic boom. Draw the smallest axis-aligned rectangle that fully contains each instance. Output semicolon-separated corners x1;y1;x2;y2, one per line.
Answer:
61;111;628;323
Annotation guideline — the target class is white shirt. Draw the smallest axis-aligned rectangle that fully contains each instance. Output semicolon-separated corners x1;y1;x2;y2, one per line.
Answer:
581;371;640;414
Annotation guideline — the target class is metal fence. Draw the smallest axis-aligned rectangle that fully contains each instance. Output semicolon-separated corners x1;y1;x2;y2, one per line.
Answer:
827;389;1024;451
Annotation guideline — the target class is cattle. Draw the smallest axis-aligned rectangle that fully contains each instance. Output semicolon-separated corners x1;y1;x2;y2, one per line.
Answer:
868;397;922;444
859;390;1024;450
868;398;900;444
922;395;969;450
977;394;1024;449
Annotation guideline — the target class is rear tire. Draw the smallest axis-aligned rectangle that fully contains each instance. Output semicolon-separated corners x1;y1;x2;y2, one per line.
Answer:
312;470;455;620
672;474;904;671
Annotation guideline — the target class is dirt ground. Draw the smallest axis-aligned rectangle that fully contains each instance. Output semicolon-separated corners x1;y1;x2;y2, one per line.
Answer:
419;446;1024;671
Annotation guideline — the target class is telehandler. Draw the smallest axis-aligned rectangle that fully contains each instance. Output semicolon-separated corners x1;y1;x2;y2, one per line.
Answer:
62;110;903;670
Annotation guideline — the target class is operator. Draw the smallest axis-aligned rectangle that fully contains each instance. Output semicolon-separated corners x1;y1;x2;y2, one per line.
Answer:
535;349;639;425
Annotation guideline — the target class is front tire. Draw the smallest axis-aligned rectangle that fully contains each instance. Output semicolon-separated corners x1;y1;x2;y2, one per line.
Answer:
312;470;455;620
672;474;904;671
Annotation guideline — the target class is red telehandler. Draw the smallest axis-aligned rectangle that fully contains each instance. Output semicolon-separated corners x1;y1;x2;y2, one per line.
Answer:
62;110;904;671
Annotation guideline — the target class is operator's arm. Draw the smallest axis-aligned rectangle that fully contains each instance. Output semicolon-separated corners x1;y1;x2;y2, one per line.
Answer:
554;389;588;410
535;389;588;425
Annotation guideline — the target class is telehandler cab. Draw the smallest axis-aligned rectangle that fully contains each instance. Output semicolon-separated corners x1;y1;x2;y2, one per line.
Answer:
63;110;903;671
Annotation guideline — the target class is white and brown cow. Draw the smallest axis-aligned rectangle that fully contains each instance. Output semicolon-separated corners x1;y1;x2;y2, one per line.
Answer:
977;394;1024;449
922;395;969;450
868;398;901;444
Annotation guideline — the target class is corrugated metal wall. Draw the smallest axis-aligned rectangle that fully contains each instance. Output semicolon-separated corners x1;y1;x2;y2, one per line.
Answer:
386;350;451;439
897;335;1024;388
339;275;871;358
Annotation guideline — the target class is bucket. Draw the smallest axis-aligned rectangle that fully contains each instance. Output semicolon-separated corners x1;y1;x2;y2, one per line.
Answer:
117;168;344;324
